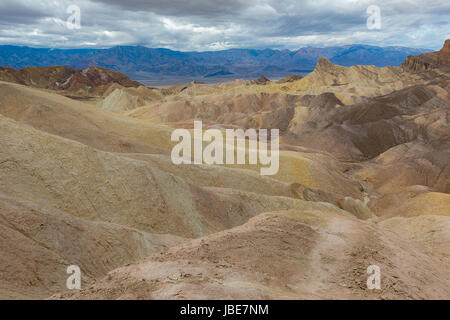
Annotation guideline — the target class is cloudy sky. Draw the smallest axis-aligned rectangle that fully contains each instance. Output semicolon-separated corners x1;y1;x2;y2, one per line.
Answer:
0;0;448;51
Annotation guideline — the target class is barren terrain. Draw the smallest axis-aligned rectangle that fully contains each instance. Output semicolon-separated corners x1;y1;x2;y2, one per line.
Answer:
0;40;449;300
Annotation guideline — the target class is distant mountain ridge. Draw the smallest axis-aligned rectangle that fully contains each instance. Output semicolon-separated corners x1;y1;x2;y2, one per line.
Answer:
0;44;431;81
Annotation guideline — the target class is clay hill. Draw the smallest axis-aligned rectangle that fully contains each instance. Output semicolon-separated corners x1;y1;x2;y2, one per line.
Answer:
0;40;448;300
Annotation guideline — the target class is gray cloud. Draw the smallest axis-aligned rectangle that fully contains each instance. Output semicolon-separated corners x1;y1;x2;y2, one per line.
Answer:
0;0;448;50
90;0;249;17
0;1;48;25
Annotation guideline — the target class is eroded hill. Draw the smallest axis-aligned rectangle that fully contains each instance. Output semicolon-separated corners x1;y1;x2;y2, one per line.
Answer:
0;40;449;300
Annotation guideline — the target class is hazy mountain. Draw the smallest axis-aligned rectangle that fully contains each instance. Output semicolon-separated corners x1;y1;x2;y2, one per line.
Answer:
0;44;431;81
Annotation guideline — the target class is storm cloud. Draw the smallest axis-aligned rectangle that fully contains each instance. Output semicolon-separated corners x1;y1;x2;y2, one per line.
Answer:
0;0;448;50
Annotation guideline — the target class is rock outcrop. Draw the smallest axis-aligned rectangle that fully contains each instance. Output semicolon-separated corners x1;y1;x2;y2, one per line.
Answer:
0;66;140;97
402;39;450;72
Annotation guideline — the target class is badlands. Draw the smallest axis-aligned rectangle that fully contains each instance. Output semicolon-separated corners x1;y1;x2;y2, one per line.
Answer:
0;40;449;300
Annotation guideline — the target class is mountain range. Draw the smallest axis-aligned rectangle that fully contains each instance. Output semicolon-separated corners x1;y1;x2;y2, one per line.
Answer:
0;44;431;83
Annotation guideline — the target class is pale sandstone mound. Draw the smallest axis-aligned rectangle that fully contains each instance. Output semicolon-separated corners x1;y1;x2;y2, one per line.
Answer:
230;149;363;199
0;114;354;240
0;81;173;154
370;189;450;218
99;85;164;112
129;91;303;132
286;84;450;161
357;141;450;194
0;194;184;299
2;41;450;301
0;82;367;220
301;57;407;88
123;151;369;219
379;215;450;262
99;87;144;112
123;153;296;198
272;57;424;104
59;209;450;300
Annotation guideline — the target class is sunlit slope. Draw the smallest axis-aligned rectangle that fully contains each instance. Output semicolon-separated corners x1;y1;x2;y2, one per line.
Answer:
0;81;174;154
0;114;353;239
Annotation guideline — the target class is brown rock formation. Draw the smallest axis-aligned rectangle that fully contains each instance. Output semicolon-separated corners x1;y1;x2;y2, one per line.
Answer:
401;39;450;72
0;65;141;97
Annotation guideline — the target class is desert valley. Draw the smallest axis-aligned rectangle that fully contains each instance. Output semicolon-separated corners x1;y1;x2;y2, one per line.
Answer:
0;38;449;300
